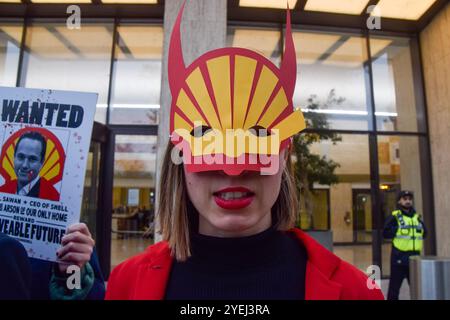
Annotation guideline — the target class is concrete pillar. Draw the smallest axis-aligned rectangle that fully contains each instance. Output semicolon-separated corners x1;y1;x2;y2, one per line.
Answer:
398;136;424;215
420;3;450;257
390;49;424;216
154;0;227;241
393;44;418;133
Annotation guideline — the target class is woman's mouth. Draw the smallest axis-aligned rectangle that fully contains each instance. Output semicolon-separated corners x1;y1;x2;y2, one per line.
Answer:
213;187;255;210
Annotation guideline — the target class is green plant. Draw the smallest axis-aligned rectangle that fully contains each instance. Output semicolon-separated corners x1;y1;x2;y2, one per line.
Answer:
292;89;343;229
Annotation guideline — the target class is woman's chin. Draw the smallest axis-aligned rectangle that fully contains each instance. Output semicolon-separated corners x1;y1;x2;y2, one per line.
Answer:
207;215;264;236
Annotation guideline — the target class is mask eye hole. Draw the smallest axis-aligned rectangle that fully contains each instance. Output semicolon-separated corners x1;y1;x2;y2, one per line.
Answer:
249;125;271;137
190;125;212;137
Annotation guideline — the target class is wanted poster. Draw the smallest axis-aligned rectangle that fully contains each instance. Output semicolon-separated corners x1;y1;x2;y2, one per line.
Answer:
0;86;97;262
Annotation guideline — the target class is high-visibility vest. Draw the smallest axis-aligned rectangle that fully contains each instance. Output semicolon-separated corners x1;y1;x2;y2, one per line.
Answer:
392;210;424;252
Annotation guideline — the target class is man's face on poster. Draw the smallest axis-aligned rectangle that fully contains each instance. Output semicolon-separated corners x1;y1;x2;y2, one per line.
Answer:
14;138;44;185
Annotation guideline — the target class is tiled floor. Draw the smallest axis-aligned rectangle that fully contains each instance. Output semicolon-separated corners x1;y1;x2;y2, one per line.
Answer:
380;279;411;300
334;244;411;300
111;236;154;269
333;243;392;274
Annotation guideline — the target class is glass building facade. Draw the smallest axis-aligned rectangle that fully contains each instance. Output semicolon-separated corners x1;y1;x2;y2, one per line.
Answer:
228;23;432;277
0;1;439;279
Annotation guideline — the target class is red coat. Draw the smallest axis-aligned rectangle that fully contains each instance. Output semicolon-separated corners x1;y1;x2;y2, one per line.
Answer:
106;228;385;300
0;179;60;201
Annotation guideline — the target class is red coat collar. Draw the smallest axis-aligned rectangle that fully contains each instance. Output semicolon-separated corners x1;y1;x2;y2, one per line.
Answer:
290;228;343;299
128;228;343;300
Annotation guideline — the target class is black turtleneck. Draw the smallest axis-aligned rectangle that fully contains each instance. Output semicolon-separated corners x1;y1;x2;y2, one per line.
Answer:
164;226;307;300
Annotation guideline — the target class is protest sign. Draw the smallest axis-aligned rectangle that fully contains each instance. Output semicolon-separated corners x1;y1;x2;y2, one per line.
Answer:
0;86;97;262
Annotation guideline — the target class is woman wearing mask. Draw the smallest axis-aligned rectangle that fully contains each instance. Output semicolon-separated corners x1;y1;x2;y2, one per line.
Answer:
106;3;384;301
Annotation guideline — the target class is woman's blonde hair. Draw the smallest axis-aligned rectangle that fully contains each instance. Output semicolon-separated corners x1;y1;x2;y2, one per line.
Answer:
158;142;299;261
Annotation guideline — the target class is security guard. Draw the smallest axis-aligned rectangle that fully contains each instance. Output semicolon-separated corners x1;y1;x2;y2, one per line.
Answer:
383;190;427;300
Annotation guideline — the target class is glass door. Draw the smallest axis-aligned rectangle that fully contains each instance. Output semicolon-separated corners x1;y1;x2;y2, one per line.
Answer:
353;190;372;243
110;134;157;270
78;121;109;277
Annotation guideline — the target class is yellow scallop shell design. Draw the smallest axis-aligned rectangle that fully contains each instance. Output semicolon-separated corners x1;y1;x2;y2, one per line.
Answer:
172;53;306;157
3;137;62;182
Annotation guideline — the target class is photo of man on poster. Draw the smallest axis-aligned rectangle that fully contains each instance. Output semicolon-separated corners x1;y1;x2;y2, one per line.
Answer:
0;131;59;201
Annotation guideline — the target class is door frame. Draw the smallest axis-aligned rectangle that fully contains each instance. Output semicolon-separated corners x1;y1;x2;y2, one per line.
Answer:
87;121;113;279
352;188;372;244
98;124;158;279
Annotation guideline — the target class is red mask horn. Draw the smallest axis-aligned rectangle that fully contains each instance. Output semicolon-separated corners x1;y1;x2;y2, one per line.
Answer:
280;8;297;100
168;0;187;95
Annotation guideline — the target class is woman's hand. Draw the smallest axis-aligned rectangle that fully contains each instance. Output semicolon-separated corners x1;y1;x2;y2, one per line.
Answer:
56;223;95;274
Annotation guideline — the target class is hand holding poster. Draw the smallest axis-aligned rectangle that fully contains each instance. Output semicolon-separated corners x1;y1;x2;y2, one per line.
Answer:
0;86;97;262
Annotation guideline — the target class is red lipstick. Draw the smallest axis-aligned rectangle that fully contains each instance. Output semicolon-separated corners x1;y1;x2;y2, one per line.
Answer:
213;186;255;210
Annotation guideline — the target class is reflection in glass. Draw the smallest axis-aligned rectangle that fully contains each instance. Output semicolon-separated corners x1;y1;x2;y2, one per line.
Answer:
21;21;114;123
292;30;370;130
306;134;372;271
109;24;163;125
371;36;423;132
227;26;281;66
0;22;22;86
111;135;157;269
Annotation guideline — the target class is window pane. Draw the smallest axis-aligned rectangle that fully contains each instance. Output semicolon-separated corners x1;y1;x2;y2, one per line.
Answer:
371;36;424;132
109;24;163;125
292;30;370;130
299;189;330;231
21;21;114;123
0;21;22;86
297;133;372;271
227;25;281;66
111;135;157;270
378;135;427;277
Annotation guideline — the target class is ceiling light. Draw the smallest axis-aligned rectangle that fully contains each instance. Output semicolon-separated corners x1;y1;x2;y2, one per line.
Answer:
101;0;157;4
304;0;370;15
239;0;297;9
293;31;341;63
53;25;113;59
25;26;77;59
232;28;281;60
374;0;438;20
323;36;367;67
116;25;163;60
30;0;92;3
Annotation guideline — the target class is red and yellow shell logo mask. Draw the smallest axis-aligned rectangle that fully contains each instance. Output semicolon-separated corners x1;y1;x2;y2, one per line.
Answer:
169;3;305;175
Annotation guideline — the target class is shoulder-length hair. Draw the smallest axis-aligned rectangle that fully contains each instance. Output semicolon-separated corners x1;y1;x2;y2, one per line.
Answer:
157;142;299;261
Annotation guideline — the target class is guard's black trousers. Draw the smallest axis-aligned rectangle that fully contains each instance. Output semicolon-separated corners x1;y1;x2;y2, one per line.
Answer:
387;263;410;300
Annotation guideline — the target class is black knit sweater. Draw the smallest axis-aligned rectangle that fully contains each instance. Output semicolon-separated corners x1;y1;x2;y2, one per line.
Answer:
164;226;307;300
